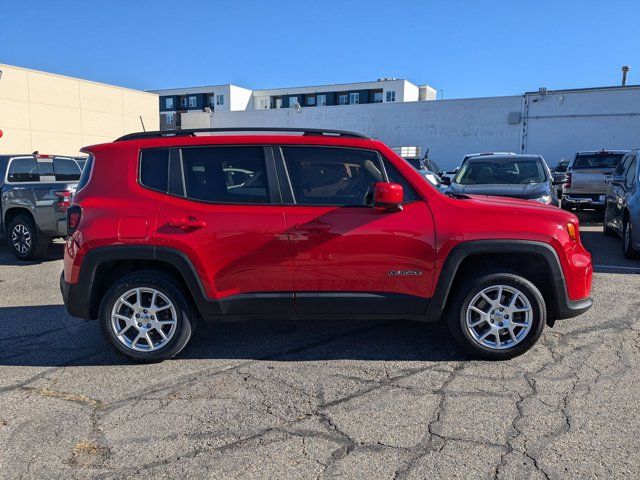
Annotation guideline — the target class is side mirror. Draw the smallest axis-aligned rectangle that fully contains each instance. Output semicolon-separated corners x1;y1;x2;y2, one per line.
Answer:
374;182;403;212
441;176;451;186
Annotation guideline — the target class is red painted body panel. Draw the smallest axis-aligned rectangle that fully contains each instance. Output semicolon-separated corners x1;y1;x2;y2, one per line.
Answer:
65;134;592;308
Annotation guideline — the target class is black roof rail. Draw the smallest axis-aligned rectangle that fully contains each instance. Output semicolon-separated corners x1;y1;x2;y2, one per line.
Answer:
115;127;370;142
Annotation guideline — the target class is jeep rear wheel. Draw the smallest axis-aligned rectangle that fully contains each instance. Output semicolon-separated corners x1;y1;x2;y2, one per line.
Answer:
99;271;196;362
7;215;49;260
447;273;546;360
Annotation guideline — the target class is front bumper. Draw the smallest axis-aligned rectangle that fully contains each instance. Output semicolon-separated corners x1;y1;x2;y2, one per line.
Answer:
60;272;92;319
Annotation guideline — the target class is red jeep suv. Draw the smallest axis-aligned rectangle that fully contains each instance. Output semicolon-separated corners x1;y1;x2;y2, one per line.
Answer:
60;128;593;361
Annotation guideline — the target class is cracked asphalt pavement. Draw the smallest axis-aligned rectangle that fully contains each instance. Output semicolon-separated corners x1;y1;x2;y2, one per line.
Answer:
1;211;639;479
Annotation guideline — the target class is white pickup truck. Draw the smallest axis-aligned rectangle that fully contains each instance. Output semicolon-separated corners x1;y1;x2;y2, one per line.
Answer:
562;150;628;211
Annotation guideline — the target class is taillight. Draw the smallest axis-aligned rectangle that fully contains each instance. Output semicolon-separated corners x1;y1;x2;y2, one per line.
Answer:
67;205;82;235
55;190;73;212
565;172;572;188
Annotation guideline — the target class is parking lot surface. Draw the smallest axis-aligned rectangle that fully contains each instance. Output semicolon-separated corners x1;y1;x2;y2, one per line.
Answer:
1;212;639;479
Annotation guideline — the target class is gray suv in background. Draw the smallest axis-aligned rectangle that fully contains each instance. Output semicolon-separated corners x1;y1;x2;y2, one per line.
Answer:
562;150;628;211
1;154;84;259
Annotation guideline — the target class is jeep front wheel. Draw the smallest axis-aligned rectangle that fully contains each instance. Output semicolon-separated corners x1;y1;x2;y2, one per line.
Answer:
99;271;196;362
447;273;546;360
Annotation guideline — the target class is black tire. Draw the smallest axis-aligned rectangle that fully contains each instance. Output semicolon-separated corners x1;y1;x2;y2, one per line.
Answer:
446;272;546;360
7;214;49;260
623;218;640;259
99;271;197;362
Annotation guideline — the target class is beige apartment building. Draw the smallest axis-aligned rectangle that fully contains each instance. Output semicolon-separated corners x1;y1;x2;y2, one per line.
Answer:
0;63;158;155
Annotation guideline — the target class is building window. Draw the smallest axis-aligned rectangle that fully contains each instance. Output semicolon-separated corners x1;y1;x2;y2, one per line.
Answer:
216;94;224;106
180;97;188;109
306;95;316;106
209;95;215;107
258;98;269;109
317;94;327;106
338;94;348;105
386;91;396;102
349;92;360;104
188;96;197;108
166;113;174;124
289;96;299;108
373;91;383;103
275;98;283;109
165;97;174;109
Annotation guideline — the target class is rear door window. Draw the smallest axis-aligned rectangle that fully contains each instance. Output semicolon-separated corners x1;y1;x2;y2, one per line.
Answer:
181;146;270;203
7;157;39;182
281;146;384;205
53;157;82;181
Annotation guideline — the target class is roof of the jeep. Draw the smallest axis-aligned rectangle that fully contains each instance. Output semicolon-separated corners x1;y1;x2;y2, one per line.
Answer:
81;128;384;154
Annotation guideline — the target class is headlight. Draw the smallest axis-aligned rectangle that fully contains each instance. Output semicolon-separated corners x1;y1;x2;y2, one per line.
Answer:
530;195;552;204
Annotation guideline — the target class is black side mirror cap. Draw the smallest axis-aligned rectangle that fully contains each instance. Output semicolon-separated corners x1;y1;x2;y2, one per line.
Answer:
441;176;451;186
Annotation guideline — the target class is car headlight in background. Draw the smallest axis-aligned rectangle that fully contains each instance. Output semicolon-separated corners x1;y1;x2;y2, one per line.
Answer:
530;195;552;204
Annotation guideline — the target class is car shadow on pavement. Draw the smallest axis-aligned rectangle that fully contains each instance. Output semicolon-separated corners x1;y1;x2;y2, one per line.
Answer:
0;305;466;367
0;242;64;266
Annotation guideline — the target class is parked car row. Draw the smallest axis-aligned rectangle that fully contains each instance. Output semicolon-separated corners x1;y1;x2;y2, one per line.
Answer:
408;147;638;259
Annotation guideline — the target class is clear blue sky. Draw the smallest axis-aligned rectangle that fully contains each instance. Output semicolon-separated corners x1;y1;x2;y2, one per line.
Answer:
2;0;639;98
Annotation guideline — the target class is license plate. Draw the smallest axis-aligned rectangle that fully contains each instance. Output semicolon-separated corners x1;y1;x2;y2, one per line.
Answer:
599;195;605;202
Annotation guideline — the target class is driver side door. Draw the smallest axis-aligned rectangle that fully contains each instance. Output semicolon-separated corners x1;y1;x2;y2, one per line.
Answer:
276;145;436;315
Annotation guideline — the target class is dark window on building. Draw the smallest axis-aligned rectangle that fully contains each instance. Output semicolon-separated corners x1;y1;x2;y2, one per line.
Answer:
372;91;383;103
386;91;396;102
338;94;348;105
53;158;82;181
181;146;269;203
180;97;188;109
7;157;39;182
140;149;170;192
306;95;316;106
281;147;384;206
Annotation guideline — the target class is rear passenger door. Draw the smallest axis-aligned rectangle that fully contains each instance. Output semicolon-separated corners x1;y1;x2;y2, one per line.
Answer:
153;145;294;315
276;145;436;315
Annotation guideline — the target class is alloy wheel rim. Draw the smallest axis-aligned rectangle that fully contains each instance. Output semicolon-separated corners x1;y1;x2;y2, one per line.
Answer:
11;224;32;254
111;287;178;352
465;284;533;350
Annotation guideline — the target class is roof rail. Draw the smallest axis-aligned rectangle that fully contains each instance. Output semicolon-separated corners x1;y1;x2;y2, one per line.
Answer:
115;127;370;142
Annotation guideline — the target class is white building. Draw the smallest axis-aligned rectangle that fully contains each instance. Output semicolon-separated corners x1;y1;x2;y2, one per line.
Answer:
150;78;436;130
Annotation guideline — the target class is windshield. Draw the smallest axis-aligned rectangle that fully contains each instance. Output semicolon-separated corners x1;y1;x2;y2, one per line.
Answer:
454;157;546;185
572;153;624;169
555;161;569;172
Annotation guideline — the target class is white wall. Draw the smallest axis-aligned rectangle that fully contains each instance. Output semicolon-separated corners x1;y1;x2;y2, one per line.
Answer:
198;86;640;170
523;87;640;164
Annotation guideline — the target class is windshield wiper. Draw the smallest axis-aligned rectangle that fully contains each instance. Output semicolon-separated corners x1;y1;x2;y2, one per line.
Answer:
445;191;471;199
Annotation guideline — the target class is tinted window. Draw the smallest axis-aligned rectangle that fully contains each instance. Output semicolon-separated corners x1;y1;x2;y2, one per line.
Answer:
37;161;54;178
383;159;419;202
53;158;81;181
573;153;624;169
7;157;39;182
614;155;630;176
282;147;384;206
76;155;93;191
455;157;546;185
182;146;269;203
140;149;169;192
625;156;637;187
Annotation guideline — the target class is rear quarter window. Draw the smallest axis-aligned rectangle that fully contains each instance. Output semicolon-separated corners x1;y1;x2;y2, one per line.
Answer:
140;149;170;192
76;154;94;191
